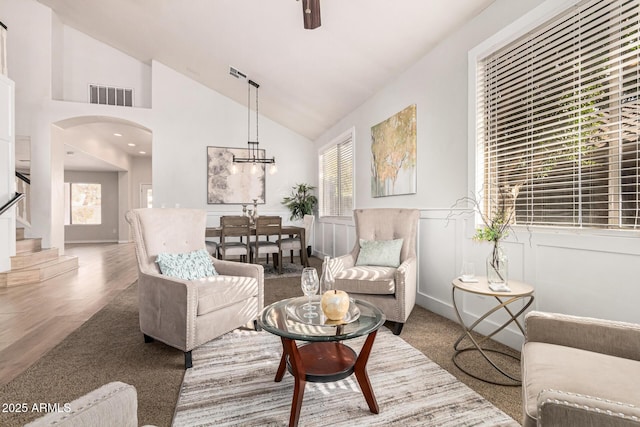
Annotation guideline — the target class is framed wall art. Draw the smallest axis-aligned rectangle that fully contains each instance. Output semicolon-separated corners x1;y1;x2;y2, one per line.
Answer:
370;104;417;197
207;146;265;204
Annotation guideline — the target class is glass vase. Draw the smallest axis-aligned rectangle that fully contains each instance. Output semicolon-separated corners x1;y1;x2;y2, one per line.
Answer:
319;256;335;295
486;243;508;286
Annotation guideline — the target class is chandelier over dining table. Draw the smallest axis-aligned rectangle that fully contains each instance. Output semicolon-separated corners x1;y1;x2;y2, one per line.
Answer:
232;79;277;175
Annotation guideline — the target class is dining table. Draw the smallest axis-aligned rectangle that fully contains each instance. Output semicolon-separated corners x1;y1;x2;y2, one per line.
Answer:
206;222;309;267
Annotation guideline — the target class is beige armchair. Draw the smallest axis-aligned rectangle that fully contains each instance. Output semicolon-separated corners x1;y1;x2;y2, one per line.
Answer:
522;311;640;426
125;208;263;369
328;208;419;335
26;382;148;427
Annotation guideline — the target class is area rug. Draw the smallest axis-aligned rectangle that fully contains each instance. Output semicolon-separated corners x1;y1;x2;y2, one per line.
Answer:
172;327;518;426
263;261;305;279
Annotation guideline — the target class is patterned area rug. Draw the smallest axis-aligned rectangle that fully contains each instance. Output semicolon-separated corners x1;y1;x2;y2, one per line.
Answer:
172;328;518;426
262;261;305;279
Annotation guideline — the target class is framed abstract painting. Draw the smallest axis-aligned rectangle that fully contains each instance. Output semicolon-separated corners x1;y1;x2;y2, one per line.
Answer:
206;146;265;204
370;104;417;197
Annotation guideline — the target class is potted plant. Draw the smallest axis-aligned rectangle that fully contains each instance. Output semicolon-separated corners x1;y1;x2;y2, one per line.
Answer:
282;184;317;257
282;183;317;221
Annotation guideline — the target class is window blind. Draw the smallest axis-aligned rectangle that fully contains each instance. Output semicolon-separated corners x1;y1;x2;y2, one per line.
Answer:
478;0;640;229
319;133;353;217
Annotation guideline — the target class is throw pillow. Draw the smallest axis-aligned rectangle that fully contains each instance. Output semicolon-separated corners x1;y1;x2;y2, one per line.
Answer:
355;238;404;268
156;249;217;280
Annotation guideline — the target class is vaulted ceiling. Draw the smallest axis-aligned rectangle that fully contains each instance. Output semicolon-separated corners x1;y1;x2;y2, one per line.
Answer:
38;0;496;142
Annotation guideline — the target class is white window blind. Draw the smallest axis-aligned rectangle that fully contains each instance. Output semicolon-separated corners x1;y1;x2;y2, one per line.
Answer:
319;132;353;217
478;0;640;229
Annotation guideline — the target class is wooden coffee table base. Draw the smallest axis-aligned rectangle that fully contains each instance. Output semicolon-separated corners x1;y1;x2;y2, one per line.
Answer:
275;331;379;427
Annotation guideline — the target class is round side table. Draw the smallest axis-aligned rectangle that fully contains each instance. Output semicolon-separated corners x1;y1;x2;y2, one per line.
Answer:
451;276;534;386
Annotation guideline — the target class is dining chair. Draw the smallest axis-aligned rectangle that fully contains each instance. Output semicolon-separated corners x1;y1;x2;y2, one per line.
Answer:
279;214;314;267
205;238;218;258
251;216;283;274
219;216;251;262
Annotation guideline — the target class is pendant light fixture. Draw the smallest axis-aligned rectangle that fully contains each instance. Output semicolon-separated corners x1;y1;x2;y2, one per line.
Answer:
232;79;277;175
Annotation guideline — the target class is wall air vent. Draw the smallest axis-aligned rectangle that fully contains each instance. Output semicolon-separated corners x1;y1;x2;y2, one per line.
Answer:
229;66;247;79
88;84;134;107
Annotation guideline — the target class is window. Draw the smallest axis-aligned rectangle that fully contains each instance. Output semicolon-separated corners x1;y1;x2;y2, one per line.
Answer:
476;0;640;229
64;183;102;225
319;130;354;217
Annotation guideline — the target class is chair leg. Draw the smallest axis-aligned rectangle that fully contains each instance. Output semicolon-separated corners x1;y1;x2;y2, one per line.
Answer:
276;253;282;274
143;334;154;343
290;250;294;263
184;351;193;369
392;322;404;335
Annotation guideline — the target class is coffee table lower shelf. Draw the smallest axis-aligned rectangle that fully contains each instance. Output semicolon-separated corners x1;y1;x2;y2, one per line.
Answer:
275;333;379;427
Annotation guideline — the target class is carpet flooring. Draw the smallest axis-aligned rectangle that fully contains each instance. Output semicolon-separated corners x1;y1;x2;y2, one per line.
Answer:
173;328;518;426
0;256;523;426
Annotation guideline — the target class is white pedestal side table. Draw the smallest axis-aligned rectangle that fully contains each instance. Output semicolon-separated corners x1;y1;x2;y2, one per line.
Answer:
451;276;534;386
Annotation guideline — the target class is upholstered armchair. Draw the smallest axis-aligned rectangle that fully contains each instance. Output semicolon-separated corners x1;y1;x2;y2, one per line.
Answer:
522;311;640;426
26;382;147;427
328;208;420;335
125;208;263;369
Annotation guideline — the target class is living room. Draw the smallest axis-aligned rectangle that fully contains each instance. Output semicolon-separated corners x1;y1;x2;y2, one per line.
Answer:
1;0;639;426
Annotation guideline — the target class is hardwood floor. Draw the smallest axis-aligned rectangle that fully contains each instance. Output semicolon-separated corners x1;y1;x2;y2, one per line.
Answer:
0;243;138;386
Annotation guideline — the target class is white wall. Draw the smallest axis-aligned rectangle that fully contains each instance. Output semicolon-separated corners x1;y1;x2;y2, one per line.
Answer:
0;74;15;272
4;0;315;252
314;0;640;350
151;61;316;227
60;26;152;108
130;156;152;210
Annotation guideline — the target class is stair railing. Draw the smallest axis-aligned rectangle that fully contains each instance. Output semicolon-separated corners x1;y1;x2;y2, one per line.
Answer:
15;171;30;226
0;191;24;217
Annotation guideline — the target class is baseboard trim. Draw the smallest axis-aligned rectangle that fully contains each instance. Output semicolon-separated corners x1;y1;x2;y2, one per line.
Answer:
417;291;524;350
65;240;118;244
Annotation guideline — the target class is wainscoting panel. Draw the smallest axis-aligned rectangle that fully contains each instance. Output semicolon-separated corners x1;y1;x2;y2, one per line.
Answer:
535;244;640;322
270;208;640;350
417;214;458;314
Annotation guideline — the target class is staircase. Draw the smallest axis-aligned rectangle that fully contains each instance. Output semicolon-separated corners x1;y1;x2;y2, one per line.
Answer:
0;228;79;287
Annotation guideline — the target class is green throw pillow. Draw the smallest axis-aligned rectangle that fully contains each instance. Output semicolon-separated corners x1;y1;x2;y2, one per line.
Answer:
355;238;404;268
156;249;217;280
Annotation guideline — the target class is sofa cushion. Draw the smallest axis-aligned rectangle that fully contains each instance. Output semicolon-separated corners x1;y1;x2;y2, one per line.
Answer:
356;238;404;268
156;249;217;280
522;342;640;426
334;266;396;295
196;275;259;316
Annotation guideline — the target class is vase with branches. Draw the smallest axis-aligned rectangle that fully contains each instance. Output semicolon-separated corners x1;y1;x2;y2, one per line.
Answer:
451;185;518;288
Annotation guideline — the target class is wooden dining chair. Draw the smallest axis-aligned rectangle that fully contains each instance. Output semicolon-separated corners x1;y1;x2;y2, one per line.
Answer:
219;216;251;262
251;216;283;274
279;214;313;267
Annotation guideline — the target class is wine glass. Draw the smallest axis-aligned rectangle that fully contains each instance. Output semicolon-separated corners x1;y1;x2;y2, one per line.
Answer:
300;267;319;318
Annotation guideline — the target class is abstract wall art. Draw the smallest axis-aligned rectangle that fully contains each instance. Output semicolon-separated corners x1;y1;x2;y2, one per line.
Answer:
207;146;265;204
370;104;417;197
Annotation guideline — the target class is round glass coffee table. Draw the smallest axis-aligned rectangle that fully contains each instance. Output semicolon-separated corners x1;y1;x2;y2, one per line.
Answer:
258;296;385;427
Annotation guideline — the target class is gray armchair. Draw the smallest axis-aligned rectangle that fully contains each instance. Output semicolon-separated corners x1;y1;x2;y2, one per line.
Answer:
328;208;419;335
26;382;147;427
522;311;640;426
125;208;263;369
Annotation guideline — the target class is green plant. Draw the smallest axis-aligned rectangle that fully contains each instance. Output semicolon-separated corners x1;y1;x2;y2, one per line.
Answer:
449;185;519;284
282;183;318;221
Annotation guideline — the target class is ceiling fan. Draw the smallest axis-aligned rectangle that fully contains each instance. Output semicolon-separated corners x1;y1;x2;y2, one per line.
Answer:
297;0;321;29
